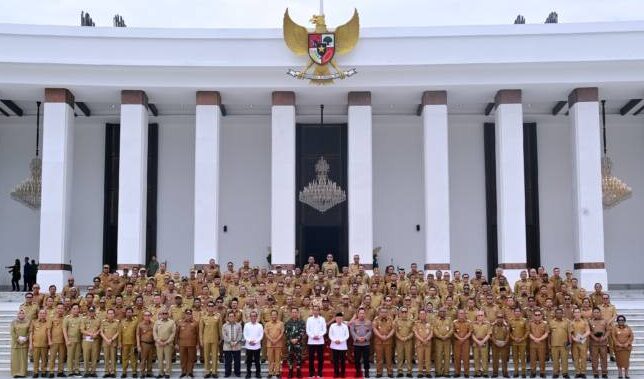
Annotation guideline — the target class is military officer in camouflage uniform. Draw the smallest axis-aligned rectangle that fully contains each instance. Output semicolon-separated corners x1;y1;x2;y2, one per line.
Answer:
284;308;306;378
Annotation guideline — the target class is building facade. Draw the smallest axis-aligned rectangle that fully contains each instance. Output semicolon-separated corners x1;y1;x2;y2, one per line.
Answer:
1;22;644;289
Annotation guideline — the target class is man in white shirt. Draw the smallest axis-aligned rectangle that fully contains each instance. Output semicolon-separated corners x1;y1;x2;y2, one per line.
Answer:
329;312;350;378
243;311;264;379
306;306;327;378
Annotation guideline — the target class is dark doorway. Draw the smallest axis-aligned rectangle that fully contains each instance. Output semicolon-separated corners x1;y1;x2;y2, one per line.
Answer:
102;123;158;270
483;122;541;279
296;124;348;269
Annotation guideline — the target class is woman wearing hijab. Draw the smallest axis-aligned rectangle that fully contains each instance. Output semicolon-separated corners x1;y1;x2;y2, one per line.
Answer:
10;309;30;378
612;315;634;379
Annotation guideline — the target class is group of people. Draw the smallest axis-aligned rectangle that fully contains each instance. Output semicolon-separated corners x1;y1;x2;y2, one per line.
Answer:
10;254;636;379
6;257;39;292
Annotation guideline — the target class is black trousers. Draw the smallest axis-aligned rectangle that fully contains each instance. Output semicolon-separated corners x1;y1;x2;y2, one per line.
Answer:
11;278;19;291
308;344;324;377
245;348;261;375
224;350;241;376
354;345;370;374
332;349;347;377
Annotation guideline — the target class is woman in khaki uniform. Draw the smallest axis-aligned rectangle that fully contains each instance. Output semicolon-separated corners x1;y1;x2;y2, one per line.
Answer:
612;315;634;379
11;309;30;378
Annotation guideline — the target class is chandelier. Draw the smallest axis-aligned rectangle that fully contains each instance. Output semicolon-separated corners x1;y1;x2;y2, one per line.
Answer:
299;156;346;213
10;101;42;210
600;100;631;208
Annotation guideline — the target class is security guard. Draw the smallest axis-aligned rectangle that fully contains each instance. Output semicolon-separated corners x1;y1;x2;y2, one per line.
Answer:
63;304;83;377
136;311;155;378
200;301;222;378
80;307;101;377
373;307;395;378
491;313;510;378
432;308;453;377
471;310;492;377
30;309;50;377
394;307;414;377
509;307;529;378
100;309;121;377
120;307;139;377
153;308;176;377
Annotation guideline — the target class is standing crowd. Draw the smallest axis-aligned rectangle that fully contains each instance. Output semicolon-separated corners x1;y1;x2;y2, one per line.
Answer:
10;254;635;379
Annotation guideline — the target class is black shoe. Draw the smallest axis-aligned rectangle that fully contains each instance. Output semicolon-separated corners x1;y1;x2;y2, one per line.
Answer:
213;375;219;379
255;374;261;379
245;375;251;379
132;375;138;379
553;376;559;379
156;376;163;379
417;375;424;378
103;376;110;378
122;375;128;379
376;375;382;378
601;376;607;378
165;376;170;379
58;374;67;378
205;375;212;379
407;375;413;378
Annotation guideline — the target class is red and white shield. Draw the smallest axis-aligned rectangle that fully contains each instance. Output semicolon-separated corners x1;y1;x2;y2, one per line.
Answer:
308;33;335;65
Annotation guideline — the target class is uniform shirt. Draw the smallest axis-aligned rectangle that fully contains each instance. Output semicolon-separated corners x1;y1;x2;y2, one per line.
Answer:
350;319;372;347
471;321;492;341
137;320;154;343
412;320;432;344
243;321;264;350
63;315;83;343
176;319;199;347
120;317;139;345
453;319;472;339
549;318;570;347
80;316;101;342
491;322;510;345
264;320;285;348
570;319;589;344
199;313;221;344
305;315;327;345
101;319;120;341
432;317;453;340
529;321;549;346
153;318;176;344
395;317;414;340
30;319;50;348
328;322;349;350
284;319;306;346
50;315;66;344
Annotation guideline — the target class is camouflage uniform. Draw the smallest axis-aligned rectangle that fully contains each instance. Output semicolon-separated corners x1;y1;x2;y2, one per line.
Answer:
284;319;306;370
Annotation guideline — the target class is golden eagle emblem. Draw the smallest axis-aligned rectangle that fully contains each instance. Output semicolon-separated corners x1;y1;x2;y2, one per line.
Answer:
283;5;359;84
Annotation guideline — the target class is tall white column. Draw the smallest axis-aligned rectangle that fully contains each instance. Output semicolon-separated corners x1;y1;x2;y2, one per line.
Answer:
117;90;149;270
568;87;608;290
494;89;527;284
348;92;374;270
38;88;75;289
421;91;451;273
193;91;222;267
271;91;296;269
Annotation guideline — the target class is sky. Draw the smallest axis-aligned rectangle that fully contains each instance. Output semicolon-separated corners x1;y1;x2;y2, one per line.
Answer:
0;0;641;29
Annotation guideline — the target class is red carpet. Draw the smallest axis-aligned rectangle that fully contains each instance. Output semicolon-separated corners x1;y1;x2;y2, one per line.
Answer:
281;346;363;378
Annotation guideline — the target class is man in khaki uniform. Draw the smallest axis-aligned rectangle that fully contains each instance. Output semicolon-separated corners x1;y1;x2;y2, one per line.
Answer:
372;307;395;377
137;311;156;378
433;308;453;377
453;309;473;377
570;308;590;378
394;307;414;377
491;313;510;378
176;309;199;377
509;307;529;378
265;309;285;378
120;307;139;377
30;309;50;377
471;311;492;377
200;301;222;378
154;308;176;377
413;309;432;378
549;308;570;378
80;307;101;377
48;304;67;377
63;304;83;376
528;311;549;378
588;307;609;378
100;309;120;377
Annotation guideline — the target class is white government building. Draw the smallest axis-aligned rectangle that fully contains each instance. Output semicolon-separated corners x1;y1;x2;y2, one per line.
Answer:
1;16;643;291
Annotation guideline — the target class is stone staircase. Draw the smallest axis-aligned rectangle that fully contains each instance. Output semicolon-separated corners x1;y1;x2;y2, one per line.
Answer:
0;291;642;376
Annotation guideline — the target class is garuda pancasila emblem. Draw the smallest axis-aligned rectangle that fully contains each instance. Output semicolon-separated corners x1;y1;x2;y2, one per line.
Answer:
283;7;359;84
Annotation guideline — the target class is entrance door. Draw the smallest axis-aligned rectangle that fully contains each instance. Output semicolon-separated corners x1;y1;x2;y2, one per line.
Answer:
296;124;348;269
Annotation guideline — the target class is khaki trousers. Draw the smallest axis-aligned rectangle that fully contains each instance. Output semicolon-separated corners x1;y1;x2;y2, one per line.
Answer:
374;343;393;375
81;341;99;374
48;343;66;373
33;347;48;374
139;342;155;375
415;342;432;375
454;339;471;376
122;344;138;374
529;343;546;375
395;339;413;374
551;345;569;375
512;344;527;376
156;344;174;375
179;346;196;374
103;343;117;374
492;345;509;376
572;342;588;375
434;338;452;376
66;342;81;374
267;346;283;375
591;343;608;375
473;342;489;375
204;342;220;374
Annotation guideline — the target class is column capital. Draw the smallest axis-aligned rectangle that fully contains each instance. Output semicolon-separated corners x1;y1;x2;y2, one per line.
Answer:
348;91;371;106
44;88;75;107
272;91;295;106
494;89;522;105
196;91;222;105
568;87;599;107
421;91;447;106
121;90;149;107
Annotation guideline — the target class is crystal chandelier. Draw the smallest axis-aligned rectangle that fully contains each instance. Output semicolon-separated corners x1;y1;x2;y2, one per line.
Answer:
600;100;631;209
299;156;346;213
10;101;42;210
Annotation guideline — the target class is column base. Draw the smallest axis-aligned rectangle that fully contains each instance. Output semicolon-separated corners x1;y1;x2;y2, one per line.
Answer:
575;266;608;290
36;267;71;290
